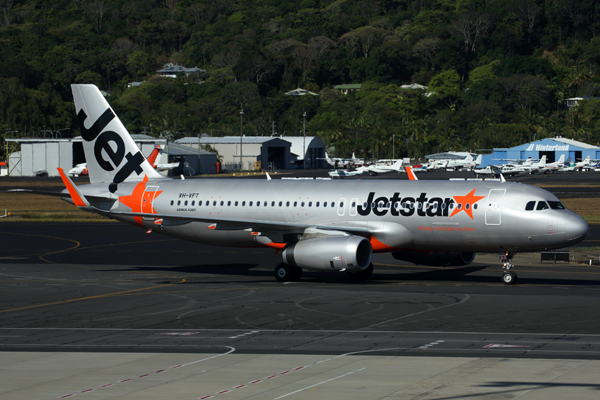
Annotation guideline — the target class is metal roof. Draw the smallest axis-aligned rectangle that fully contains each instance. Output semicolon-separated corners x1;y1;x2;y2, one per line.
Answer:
177;136;283;145
552;137;599;149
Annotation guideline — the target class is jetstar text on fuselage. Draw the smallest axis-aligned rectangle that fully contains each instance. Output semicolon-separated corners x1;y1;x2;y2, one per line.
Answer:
357;190;485;219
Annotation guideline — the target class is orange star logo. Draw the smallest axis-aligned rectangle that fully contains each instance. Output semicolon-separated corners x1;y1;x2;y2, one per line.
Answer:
119;175;163;226
450;189;485;220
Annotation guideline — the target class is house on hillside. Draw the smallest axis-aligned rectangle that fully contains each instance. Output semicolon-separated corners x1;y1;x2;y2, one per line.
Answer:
333;84;362;94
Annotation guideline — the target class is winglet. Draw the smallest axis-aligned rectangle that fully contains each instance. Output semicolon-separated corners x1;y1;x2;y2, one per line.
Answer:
405;166;418;181
500;173;506;183
57;168;90;207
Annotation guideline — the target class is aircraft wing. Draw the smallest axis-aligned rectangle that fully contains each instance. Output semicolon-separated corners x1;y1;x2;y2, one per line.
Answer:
94;206;373;235
6;189;70;197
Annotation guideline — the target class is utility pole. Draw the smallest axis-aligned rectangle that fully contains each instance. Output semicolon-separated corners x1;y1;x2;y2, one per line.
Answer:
239;109;244;170
393;134;395;159
303;111;307;168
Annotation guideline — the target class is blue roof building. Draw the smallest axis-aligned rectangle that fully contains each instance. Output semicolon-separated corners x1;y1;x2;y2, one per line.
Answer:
481;137;600;166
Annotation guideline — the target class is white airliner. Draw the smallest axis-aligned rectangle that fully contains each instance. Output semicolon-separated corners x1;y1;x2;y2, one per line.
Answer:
66;145;179;178
68;163;88;177
559;156;591;171
328;169;363;178
24;85;589;286
357;159;404;175
425;152;482;170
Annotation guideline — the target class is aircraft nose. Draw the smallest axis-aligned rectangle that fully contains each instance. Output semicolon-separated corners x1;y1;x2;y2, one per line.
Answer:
565;213;589;244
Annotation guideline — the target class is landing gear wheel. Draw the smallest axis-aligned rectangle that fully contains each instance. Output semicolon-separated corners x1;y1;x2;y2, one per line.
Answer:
275;263;292;282
348;263;374;281
502;271;518;285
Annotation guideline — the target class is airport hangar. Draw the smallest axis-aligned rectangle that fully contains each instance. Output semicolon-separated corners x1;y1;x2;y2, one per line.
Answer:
4;134;218;177
480;137;600;166
176;136;328;170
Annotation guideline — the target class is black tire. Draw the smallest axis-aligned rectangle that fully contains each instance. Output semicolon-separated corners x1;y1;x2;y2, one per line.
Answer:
502;271;517;285
348;263;374;281
275;263;292;282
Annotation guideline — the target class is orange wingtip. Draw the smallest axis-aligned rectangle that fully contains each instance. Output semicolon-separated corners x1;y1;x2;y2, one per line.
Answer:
207;224;216;230
405;166;418;181
57;168;88;207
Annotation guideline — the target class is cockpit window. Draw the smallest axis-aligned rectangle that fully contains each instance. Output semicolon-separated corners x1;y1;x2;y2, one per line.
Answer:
548;201;566;210
525;201;535;211
536;201;549;211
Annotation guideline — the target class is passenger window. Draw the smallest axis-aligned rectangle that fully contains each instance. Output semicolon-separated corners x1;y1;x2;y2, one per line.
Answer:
279;201;282;207
242;201;246;206
249;201;253;206
536;201;549;210
351;201;356;208
177;200;181;206
227;201;231;206
340;202;344;208
213;201;216;206
257;201;260;207
301;202;305;207
192;201;195;206
220;201;224;206
323;202;327;207
474;204;477;209
525;201;535;211
309;202;312;207
199;201;202;206
235;201;238;206
316;202;320;207
286;201;290;207
294;201;297;207
332;202;336;208
466;203;470;210
170;200;174;206
386;202;390;208
272;201;275;207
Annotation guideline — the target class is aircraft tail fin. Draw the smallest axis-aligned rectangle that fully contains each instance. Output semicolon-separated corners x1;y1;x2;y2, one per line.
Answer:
146;145;162;168
475;154;482;165
558;154;565;164
71;84;163;192
539;155;546;166
392;159;404;170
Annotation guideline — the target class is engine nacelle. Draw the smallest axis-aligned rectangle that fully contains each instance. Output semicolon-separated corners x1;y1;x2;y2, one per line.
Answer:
392;251;476;267
282;236;372;273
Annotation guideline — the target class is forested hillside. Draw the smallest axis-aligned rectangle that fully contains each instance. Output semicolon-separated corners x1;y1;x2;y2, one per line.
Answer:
1;0;600;160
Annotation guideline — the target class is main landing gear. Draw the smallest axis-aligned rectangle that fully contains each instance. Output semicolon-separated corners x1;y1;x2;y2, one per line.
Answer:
274;263;302;282
499;251;518;285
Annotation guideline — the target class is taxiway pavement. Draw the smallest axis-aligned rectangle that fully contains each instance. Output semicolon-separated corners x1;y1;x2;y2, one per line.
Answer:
1;222;600;399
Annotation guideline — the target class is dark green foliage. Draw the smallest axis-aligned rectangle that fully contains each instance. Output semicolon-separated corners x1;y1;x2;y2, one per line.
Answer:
1;0;600;160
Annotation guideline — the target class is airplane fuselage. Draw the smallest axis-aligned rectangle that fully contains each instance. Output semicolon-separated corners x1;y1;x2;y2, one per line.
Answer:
74;178;587;254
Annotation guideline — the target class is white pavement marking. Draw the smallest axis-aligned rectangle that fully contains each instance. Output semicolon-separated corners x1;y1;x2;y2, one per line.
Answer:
418;339;445;349
58;347;236;398
273;368;366;399
229;330;259;339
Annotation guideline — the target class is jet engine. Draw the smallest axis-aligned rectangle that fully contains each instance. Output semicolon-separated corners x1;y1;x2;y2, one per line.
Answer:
282;236;372;273
392;251;476;267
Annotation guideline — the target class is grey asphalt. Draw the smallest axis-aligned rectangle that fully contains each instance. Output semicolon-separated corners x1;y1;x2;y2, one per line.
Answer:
2;170;600;399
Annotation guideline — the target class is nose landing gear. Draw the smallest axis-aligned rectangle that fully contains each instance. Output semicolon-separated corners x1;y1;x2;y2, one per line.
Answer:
499;251;518;285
